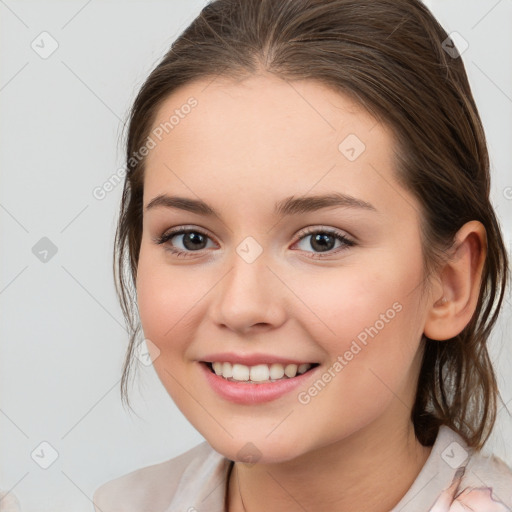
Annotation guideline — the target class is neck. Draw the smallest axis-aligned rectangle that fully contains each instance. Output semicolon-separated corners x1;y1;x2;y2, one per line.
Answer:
227;420;433;512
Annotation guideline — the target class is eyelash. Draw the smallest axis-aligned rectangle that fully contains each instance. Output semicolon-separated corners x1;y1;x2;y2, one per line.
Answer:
154;225;355;260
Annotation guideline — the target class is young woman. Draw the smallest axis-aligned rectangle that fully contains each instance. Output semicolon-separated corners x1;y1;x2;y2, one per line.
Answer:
93;0;512;510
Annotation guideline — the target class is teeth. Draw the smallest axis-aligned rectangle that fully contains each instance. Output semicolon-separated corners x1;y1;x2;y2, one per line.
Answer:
222;362;233;378
284;364;298;377
250;364;270;382
269;363;285;380
208;361;314;382
232;363;250;381
297;363;310;375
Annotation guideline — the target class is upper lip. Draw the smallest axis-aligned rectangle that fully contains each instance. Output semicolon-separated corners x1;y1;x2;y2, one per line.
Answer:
200;352;318;366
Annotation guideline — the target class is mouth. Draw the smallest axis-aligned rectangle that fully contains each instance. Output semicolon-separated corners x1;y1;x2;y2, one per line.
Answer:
202;361;320;384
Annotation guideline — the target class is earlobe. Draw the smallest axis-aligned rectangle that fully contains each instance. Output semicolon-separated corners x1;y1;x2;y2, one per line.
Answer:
423;221;487;341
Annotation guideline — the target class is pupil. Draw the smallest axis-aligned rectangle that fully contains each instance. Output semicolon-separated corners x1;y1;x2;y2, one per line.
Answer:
312;233;334;252
184;232;206;250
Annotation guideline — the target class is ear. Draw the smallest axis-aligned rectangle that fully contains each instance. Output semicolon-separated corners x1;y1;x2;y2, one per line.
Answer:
423;220;487;341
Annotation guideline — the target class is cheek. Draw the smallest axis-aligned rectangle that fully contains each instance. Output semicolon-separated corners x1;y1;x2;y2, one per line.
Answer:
136;246;198;348
296;250;426;410
297;256;422;348
135;248;204;405
332;265;424;394
293;284;424;441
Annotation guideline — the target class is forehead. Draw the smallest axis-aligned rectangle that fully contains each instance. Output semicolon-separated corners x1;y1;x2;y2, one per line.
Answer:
147;72;384;158
142;73;413;221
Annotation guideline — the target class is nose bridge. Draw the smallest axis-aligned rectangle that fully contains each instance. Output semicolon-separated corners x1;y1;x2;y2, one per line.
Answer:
211;237;286;332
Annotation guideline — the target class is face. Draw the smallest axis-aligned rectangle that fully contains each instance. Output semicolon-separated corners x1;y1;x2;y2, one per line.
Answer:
136;72;432;464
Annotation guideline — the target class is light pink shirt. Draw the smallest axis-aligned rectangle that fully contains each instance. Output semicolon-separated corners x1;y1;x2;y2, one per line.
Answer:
93;425;512;511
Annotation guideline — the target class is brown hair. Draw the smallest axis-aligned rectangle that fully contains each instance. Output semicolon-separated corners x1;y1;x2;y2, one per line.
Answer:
114;0;509;449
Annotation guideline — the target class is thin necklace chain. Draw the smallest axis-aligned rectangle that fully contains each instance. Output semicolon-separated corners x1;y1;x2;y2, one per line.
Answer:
235;463;248;512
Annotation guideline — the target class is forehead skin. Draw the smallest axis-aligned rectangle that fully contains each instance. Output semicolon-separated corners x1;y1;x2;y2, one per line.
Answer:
142;72;421;237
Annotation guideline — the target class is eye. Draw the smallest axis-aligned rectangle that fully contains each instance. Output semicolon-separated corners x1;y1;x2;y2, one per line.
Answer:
292;227;355;258
154;226;216;258
154;225;355;259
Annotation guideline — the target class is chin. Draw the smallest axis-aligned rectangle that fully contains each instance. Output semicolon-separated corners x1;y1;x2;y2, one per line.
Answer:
204;434;308;465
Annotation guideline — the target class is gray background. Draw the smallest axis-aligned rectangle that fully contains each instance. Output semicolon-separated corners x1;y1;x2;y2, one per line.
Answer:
0;1;511;510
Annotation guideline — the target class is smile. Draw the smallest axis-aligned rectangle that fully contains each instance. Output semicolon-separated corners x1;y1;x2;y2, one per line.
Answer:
204;361;319;383
200;360;321;404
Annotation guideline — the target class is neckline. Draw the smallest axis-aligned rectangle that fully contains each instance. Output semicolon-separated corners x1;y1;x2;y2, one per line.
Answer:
219;425;470;512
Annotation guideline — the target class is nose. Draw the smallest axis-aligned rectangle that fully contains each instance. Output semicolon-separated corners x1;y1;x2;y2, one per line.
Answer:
209;250;287;335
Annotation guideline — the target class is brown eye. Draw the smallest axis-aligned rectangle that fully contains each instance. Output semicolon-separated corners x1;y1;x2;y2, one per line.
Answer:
155;227;216;258
170;231;209;251
293;227;355;257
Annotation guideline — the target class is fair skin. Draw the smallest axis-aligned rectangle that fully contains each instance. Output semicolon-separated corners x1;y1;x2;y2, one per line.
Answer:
135;72;486;512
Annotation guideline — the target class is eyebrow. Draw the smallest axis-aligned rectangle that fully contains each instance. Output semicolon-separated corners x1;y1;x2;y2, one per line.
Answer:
145;192;377;218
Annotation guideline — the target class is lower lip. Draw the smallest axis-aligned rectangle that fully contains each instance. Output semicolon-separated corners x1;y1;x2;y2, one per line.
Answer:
199;362;319;404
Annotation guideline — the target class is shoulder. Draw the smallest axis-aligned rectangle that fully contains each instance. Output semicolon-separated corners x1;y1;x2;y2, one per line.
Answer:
465;448;512;481
428;431;512;512
456;449;512;510
92;441;224;512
